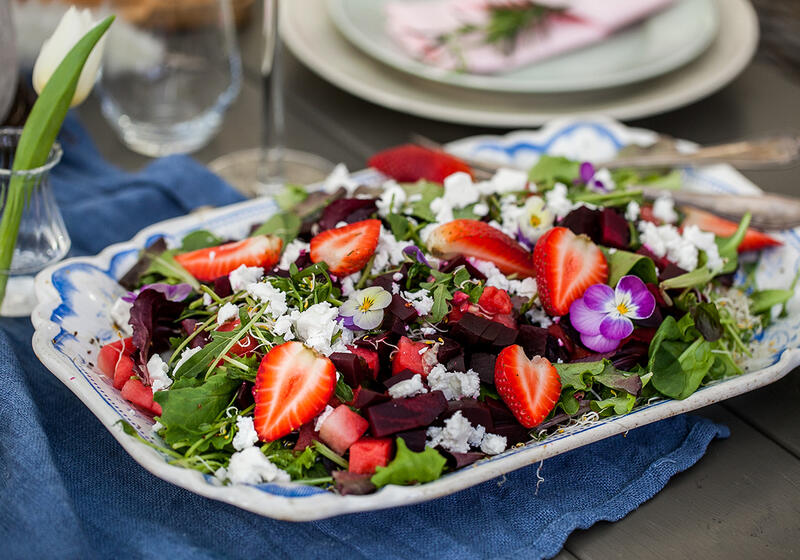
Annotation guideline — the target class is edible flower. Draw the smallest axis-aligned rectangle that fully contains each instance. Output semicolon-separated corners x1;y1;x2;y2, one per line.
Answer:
517;195;553;246
338;286;392;330
569;275;656;352
32;7;109;107
579;162;615;193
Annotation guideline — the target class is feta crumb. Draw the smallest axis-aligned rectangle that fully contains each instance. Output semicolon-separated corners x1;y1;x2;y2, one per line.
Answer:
147;354;172;392
340;272;361;297
151;421;163;434
375;180;407;217
110;297;132;333
402;289;434;317
272;311;299;341
314;405;335;432
638;221;699;271
544;182;574;219
625;200;640;222
652;195;678;224
683;224;724;273
509;277;537;300
372;228;410;274
322;163;359;196
217;302;239;326
391;282;400;295
229;265;264;292
468;258;510;291
472;202;489;217
526;306;554;327
392;272;403;282
232;416;259;451
468;425;486;448
426;411;477;454
388;373;428;399
246;282;288;318
202;293;213;307
172;346;202;376
226;447;291;485
426;365;480;401
488;167;529;194
294;302;341;355
279;239;310;270
480;433;508;455
420;326;437;336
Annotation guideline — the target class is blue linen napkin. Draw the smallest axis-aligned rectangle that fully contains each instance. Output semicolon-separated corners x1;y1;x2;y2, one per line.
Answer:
0;115;730;560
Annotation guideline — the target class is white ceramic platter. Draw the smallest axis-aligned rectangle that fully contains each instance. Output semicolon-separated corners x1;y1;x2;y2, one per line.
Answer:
326;0;718;93
32;118;800;521
283;0;757;127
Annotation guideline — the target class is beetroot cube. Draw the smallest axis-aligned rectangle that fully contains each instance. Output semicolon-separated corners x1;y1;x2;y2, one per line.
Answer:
492;423;531;445
329;352;370;387
366;391;448;437
351;388;390;409
349;437;394;475
332;471;377;496
395;429;427;452
442;451;485;469
347;346;380;379
384;369;418;389
318;405;369;455
294;422;319;451
444;399;493;432
601;208;630;249
516;325;548;360
469;352;496;384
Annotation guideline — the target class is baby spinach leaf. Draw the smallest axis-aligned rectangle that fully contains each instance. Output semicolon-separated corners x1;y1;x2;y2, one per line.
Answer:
553;361;605;391
371;438;447;488
691;302;723;342
402;181;443;222
648;315;714;399
749;289;794;315
180;230;223;252
274;184;308;210
251;213;301;247
528;155;580;188
605;250;658;287
591;392;637;416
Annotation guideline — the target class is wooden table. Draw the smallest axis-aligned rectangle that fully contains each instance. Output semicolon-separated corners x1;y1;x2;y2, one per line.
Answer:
76;6;800;559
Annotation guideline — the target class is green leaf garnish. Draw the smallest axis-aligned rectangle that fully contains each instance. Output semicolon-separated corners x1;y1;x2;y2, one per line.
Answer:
371;438;447;488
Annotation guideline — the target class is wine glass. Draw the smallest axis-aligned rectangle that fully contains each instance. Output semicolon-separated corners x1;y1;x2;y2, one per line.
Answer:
208;0;334;197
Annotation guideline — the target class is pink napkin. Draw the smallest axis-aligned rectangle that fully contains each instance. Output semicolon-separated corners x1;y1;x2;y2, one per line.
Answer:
386;0;676;74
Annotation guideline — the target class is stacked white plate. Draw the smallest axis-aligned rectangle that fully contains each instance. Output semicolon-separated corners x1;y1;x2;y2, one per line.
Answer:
282;0;759;126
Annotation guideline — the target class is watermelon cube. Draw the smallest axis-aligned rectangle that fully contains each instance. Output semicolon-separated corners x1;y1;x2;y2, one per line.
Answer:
348;346;380;379
349;437;393;475
391;336;428;376
121;378;161;415
318;405;369;455
97;337;133;378
113;354;137;390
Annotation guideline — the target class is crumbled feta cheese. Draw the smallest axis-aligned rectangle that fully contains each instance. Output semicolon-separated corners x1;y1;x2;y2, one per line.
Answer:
146;354;172;392
229;265;264;292
468;425;486;448
322;163;359;196
588;168;615;192
652;195;678;224
488;167;529;194
279;239;310;270
314;405;335;432
340;272;361;297
544;182;574;219
246;282;288;318
402;289;435;317
217;302;239;326
418;223;440;244
294;302;341;355
526;306;554;327
420;326;437;336
638;221;699;271
375;180;407;217
407;193;423;203
480;433;508;455
391;282;400;295
372;228;410;274
426;365;480;401
232;416;259;451
444;172;481;208
172;346;202;376
468;258;510;291
388;373;428;399
392;272;403;282
330;325;355;354
272;311;299;341
226;447;290;485
151;421;163;434
472;202;489;217
509;277;538;300
202;293;213;307
683;225;724;273
426;411;477;454
110;297;132;333
625;200;640;222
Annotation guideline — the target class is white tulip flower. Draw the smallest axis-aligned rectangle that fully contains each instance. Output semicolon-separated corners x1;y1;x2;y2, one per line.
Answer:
32;6;108;107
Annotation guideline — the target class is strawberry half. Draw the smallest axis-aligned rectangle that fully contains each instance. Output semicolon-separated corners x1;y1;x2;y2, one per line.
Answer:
427;219;536;278
494;345;561;428
310;219;381;276
175;235;282;282
368;144;472;184
680;206;781;253
253;341;336;441
533;226;608;316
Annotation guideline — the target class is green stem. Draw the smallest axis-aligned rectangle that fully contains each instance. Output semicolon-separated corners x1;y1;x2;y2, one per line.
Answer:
313;441;349;469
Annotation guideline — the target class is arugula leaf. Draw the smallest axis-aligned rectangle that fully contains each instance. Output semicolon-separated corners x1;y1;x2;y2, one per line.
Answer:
749;289;794;315
402;181;444;222
386;213;412;241
605;250;658;287
334;377;354;403
180;230;223;252
251;213;301;247
429;284;453;323
371;438;447;488
143;248;200;290
154;373;240;446
528;155;580;188
170;330;241;379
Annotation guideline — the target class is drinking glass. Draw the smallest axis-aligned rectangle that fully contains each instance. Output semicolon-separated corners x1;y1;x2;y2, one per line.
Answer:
0;0;18;123
96;0;242;157
209;0;334;196
0;128;69;317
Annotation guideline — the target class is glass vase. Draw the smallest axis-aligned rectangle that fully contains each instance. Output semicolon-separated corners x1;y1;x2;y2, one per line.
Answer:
0;128;70;317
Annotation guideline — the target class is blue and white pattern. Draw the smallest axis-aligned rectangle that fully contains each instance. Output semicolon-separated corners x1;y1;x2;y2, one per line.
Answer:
31;118;800;520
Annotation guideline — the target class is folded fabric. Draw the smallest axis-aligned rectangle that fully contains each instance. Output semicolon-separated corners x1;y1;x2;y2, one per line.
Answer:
387;0;675;74
0;115;729;559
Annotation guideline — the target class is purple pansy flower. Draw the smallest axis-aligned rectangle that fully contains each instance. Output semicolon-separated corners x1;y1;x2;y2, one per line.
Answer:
578;161;614;193
122;283;193;303
569;275;656;353
403;245;430;267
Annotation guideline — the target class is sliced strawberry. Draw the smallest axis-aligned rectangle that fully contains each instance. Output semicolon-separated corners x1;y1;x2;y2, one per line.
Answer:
253;341;336;441
392;336;429;376
427;219;536;278
368;144;472;183
449;288;516;329
175;235;283;282
533;226;608;316
121;378;162;416
494;345;560;428
318;405;369;455
98;337;133;378
680;206;781;253
216;320;258;357
349;437;394;475
347;345;380;379
309;219;381;276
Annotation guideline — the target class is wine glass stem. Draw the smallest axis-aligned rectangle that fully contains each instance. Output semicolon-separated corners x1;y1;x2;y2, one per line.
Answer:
258;0;285;186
